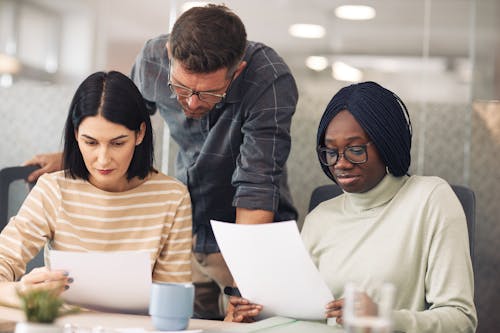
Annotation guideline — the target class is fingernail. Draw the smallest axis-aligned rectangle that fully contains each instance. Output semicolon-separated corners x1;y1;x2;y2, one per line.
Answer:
67;277;74;283
64;285;70;290
63;271;69;276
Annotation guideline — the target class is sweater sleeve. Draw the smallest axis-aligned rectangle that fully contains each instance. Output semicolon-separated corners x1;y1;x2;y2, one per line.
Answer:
0;175;58;281
152;190;192;283
392;182;477;333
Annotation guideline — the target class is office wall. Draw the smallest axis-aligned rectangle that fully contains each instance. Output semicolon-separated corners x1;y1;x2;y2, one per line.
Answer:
0;81;73;167
470;101;500;333
470;1;500;331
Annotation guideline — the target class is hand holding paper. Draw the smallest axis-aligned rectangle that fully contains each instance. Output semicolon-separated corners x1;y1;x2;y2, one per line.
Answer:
211;220;333;320
49;250;151;314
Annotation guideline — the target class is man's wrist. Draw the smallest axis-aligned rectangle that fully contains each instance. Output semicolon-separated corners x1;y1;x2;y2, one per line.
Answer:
223;286;241;297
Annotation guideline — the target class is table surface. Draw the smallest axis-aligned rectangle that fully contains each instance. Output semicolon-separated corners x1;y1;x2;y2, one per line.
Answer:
0;305;343;333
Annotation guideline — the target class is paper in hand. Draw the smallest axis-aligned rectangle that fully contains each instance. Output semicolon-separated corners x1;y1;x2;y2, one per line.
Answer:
211;220;333;320
49;250;151;314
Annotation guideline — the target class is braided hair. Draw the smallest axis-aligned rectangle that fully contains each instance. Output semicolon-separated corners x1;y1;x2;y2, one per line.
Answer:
317;81;412;181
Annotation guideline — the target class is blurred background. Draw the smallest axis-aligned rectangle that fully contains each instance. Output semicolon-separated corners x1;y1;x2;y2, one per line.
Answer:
0;0;498;331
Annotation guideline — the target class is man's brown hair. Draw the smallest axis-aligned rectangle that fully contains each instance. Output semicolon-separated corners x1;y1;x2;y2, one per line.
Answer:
169;4;247;75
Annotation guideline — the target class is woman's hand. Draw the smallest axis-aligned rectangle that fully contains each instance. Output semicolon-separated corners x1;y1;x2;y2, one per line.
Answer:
0;267;72;308
19;267;72;294
325;293;378;325
325;298;345;325
224;296;263;323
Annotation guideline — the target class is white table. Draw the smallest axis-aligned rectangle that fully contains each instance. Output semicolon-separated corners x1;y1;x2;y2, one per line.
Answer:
0;306;343;333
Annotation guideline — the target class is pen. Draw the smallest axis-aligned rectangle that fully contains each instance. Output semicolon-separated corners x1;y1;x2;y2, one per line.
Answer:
223;286;241;297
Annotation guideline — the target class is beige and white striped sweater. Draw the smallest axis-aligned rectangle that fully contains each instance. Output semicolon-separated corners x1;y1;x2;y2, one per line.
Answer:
0;170;192;283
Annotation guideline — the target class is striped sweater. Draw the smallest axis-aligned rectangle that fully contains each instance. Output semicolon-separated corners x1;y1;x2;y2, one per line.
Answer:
0;170;192;283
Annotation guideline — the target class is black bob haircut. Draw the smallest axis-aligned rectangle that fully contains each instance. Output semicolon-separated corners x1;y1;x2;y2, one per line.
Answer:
63;71;154;180
317;81;412;181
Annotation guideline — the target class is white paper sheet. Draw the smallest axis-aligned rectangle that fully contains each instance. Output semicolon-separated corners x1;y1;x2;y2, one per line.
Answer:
49;250;152;314
211;220;333;320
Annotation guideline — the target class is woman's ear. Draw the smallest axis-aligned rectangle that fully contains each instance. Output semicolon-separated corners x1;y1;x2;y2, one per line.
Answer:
136;122;146;146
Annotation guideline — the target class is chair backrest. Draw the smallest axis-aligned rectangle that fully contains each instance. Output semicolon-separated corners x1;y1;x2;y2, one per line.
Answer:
0;165;39;230
0;165;44;272
308;183;476;264
449;184;476;265
308;184;344;212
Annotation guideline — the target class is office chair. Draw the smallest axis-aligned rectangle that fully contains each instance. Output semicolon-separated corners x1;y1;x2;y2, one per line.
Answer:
308;183;476;264
449;184;476;265
0;165;45;272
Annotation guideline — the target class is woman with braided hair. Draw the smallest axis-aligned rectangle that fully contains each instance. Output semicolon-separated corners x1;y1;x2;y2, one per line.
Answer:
226;81;476;333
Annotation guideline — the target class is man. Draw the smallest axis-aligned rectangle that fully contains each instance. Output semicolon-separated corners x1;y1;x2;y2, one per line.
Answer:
25;4;297;320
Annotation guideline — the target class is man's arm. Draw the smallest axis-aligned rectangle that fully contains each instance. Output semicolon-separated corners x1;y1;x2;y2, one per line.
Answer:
235;207;274;225
232;45;298;216
23;152;63;182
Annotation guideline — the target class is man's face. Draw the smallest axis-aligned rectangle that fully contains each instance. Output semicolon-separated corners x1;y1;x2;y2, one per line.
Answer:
169;61;233;119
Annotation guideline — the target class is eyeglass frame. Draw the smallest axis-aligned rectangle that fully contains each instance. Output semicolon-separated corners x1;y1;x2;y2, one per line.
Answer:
167;60;237;104
317;142;373;166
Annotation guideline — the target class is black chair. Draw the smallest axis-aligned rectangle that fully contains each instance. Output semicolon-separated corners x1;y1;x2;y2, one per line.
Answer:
450;184;476;264
0;165;45;272
0;165;39;229
308;183;476;264
308;184;344;212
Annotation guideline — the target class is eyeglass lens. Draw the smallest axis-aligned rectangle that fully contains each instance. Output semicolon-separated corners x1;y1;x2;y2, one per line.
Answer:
319;145;368;166
168;84;224;104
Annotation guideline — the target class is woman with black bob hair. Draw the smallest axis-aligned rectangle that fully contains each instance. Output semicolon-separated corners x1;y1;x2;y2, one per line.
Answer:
63;71;154;181
0;71;192;310
226;82;476;333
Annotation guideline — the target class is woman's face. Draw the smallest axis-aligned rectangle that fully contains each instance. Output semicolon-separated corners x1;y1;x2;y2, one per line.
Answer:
76;115;145;192
324;110;386;193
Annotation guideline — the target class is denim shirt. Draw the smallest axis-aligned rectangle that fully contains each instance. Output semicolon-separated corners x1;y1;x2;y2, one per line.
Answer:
131;34;298;253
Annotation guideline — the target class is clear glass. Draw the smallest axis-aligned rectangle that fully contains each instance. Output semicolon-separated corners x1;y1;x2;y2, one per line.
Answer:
343;282;395;333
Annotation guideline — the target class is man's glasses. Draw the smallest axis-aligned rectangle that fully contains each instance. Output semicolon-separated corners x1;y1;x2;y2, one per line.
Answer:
168;82;227;104
168;60;236;104
317;142;373;166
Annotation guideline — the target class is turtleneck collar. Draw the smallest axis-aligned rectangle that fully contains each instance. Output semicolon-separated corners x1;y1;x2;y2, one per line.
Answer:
343;174;409;214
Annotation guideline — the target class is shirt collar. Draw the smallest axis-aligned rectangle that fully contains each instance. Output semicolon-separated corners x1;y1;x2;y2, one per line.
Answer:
344;174;408;213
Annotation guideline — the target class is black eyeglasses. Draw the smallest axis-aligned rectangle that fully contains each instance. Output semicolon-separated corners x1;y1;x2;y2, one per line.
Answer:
168;61;236;104
317;142;373;166
168;82;228;104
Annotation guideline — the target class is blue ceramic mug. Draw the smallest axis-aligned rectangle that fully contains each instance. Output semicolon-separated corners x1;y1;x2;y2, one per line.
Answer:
149;282;194;331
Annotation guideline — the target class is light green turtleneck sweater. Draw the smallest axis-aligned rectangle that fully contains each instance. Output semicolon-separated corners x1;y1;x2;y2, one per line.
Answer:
302;174;476;333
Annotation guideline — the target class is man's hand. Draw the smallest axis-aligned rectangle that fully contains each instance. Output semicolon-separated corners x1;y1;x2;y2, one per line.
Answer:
23;152;63;182
224;296;263;323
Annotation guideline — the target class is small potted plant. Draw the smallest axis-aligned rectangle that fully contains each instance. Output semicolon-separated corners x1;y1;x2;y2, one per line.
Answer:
14;289;76;333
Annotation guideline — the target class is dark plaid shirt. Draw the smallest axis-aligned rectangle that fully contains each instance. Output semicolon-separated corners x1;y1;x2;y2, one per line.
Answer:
131;34;298;253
